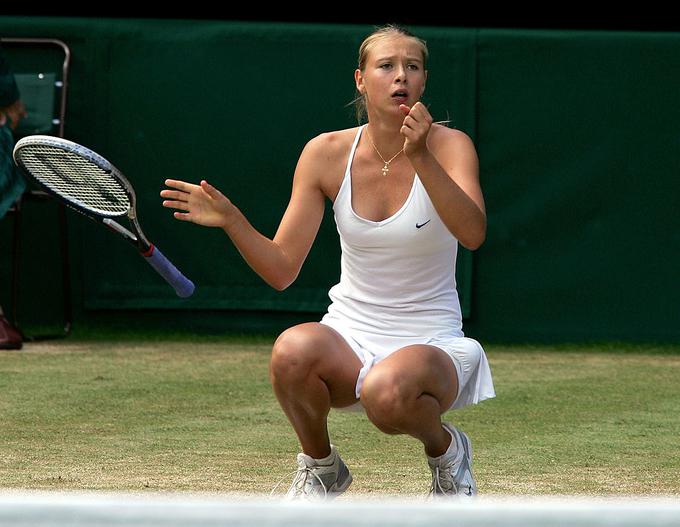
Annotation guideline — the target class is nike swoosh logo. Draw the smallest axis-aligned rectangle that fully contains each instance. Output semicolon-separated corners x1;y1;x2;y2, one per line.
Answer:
416;220;431;229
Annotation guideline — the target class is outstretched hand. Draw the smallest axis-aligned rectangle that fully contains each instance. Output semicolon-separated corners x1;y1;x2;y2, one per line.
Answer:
161;179;234;229
399;102;433;158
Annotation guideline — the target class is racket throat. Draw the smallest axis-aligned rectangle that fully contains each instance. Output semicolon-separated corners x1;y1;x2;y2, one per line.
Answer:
141;244;155;257
103;218;139;243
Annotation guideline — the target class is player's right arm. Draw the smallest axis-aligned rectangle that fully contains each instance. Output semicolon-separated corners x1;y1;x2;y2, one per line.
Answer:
161;134;328;291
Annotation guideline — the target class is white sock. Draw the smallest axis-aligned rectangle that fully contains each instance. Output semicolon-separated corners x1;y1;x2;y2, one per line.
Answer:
313;446;336;466
428;426;461;464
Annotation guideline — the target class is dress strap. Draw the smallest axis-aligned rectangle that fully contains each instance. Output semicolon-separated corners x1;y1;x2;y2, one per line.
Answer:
343;124;366;179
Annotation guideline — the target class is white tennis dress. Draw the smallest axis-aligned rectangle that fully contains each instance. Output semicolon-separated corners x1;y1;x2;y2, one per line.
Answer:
320;124;495;409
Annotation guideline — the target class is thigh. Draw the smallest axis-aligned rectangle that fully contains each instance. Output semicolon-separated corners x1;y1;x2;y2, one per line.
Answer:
273;322;363;408
361;344;459;413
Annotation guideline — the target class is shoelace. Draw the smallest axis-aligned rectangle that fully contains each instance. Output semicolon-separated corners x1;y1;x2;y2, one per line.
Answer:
428;465;459;497
270;466;329;499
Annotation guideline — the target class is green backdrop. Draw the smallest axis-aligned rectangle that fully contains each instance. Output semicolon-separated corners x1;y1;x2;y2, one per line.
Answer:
0;18;677;343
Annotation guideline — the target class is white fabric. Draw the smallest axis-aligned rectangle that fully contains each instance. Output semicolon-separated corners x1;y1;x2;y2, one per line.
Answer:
320;124;495;409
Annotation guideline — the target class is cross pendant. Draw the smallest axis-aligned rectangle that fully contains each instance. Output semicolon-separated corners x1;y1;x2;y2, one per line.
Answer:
381;163;389;176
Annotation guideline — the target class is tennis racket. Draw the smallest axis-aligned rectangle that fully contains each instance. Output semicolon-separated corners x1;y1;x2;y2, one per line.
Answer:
13;135;195;298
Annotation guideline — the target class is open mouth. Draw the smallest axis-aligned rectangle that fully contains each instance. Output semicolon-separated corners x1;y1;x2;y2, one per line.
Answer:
392;90;409;103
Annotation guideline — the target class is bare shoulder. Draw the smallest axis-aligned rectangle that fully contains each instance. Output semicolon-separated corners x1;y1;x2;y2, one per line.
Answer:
428;124;477;156
297;127;360;199
427;124;480;190
302;127;360;162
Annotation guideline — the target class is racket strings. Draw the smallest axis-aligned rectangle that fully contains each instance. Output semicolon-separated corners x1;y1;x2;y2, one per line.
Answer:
17;146;130;216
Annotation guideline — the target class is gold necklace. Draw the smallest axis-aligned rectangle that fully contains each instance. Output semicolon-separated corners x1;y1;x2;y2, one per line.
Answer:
366;127;404;176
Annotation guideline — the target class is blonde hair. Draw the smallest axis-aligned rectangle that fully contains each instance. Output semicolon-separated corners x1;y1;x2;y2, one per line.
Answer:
350;24;429;124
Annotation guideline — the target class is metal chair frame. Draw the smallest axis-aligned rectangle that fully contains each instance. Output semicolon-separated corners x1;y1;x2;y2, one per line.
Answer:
1;37;72;339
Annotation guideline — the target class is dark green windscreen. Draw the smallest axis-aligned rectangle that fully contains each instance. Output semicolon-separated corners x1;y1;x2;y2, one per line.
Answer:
1;19;677;342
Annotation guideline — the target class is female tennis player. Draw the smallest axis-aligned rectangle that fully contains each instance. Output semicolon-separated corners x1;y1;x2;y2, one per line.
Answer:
161;24;495;498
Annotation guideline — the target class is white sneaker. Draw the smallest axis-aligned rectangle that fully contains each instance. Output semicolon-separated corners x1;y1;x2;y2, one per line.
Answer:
283;445;352;500
428;423;477;497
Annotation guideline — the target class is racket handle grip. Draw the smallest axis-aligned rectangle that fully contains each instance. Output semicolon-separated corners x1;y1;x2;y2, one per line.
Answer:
144;245;195;298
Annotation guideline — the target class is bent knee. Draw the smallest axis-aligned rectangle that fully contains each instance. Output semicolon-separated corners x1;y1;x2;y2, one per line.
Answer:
360;369;414;425
270;324;327;381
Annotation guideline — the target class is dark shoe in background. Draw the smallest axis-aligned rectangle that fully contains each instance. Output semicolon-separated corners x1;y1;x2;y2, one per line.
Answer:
0;316;22;349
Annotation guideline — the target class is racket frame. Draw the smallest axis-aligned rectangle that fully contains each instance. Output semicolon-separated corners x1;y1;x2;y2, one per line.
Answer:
13;135;153;252
13;134;195;297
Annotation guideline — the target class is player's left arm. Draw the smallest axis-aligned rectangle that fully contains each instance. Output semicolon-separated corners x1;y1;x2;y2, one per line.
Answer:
400;102;486;250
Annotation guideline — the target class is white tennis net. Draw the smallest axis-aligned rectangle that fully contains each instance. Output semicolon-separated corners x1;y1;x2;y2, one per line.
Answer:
1;492;679;527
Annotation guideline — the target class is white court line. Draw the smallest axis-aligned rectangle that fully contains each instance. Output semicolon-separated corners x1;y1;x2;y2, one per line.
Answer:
1;492;680;526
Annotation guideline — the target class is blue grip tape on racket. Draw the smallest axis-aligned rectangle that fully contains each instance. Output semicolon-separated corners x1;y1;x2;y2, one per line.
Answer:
144;245;195;298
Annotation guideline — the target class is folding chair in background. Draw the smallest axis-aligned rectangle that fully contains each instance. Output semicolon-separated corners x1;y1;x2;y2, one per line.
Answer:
1;37;72;339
